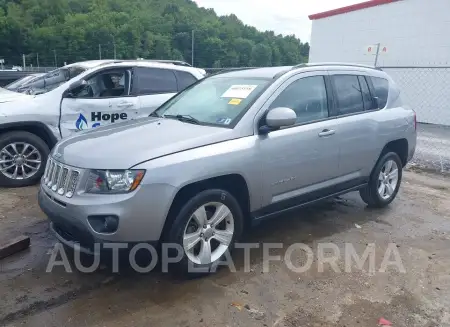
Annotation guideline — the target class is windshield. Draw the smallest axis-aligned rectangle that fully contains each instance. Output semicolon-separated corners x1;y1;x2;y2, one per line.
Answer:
16;65;86;95
5;75;37;90
154;77;270;127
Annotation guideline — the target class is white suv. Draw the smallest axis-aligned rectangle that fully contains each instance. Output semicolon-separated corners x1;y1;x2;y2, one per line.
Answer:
0;60;205;187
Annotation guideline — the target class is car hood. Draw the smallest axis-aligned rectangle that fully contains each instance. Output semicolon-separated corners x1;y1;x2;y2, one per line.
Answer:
53;117;238;169
0;88;32;103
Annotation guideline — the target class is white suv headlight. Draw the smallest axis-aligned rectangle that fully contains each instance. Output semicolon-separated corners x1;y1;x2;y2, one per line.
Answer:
86;170;145;193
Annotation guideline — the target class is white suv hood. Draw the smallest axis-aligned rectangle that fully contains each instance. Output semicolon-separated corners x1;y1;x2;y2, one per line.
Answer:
0;88;32;103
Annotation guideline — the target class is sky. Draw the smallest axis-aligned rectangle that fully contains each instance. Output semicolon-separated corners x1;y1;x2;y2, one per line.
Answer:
193;0;362;42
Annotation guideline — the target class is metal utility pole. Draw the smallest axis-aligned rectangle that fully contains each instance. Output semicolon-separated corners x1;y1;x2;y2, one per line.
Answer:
112;36;117;59
99;44;102;59
36;53;40;68
53;50;57;67
374;43;381;67
191;30;195;66
22;54;26;70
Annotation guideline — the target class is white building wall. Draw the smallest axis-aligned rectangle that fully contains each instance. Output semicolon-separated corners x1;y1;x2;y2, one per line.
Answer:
309;0;450;125
309;0;450;66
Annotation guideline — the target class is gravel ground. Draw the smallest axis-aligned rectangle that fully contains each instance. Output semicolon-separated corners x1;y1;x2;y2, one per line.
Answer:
0;169;450;327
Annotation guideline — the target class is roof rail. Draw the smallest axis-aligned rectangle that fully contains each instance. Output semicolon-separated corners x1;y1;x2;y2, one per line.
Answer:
106;59;192;67
138;59;193;67
293;62;380;70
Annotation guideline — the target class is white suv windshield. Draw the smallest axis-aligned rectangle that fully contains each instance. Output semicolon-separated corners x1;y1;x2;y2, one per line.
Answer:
154;77;270;127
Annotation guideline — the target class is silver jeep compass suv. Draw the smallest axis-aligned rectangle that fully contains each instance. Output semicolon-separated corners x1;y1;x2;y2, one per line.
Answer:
39;63;417;273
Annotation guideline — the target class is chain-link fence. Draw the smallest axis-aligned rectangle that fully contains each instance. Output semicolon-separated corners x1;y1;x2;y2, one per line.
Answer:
380;66;450;173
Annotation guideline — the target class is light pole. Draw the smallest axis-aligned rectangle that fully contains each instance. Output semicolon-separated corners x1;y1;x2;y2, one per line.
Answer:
191;30;195;66
113;36;117;60
53;50;57;67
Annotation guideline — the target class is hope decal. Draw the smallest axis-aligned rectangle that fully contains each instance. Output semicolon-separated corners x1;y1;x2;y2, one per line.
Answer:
91;112;128;123
75;112;129;131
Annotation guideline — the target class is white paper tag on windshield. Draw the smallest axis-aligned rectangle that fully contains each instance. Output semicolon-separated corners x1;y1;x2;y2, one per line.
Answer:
221;85;257;99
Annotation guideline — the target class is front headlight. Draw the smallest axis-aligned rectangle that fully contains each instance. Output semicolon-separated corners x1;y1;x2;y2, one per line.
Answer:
85;170;145;194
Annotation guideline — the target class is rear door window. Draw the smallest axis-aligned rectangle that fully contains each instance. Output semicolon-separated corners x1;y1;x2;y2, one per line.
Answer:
332;75;365;115
131;67;178;95
358;76;375;110
370;77;389;108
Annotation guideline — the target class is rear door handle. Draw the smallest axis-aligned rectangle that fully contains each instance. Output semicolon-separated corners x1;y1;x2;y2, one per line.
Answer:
318;129;335;137
117;101;134;108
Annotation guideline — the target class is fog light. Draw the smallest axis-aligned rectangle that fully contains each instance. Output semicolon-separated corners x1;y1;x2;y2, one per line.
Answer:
88;215;119;234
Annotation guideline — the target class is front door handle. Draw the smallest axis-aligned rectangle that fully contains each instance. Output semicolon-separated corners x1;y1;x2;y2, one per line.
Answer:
117;102;134;108
318;129;335;137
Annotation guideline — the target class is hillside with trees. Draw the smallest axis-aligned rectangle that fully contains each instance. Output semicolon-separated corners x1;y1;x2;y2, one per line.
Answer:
0;0;309;68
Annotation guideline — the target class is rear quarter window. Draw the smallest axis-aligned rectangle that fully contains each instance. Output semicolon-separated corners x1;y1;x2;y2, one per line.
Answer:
371;77;389;108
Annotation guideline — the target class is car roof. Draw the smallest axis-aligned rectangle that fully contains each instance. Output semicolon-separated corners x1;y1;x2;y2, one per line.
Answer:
210;66;294;79
64;59;203;75
65;60;116;69
210;63;386;80
97;60;203;73
145;60;192;66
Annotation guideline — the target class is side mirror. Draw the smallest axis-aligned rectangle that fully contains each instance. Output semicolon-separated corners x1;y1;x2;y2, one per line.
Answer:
259;107;296;134
64;79;87;97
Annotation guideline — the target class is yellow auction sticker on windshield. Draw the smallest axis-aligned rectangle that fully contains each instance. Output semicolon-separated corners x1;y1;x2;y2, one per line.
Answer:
228;98;242;105
221;85;257;99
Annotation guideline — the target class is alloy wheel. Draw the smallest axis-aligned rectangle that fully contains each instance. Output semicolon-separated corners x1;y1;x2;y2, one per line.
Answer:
183;202;234;265
0;142;42;180
377;159;399;200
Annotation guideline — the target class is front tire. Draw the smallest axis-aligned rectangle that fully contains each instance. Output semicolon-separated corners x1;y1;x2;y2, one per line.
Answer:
164;189;244;276
360;152;403;208
0;131;49;187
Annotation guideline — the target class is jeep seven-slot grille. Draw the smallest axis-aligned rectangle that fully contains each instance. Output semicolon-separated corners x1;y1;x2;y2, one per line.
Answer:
43;158;80;198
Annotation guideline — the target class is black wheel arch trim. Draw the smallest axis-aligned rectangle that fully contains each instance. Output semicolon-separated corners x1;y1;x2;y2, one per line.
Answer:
0;121;58;148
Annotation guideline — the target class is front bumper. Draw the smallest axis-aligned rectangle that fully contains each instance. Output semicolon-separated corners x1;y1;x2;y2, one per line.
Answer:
38;181;177;253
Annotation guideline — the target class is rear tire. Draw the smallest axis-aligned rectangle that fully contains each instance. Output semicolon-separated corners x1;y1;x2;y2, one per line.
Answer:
0;131;49;187
163;189;244;277
359;152;403;208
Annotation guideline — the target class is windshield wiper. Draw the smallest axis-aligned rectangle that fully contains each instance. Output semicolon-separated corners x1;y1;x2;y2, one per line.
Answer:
163;114;200;125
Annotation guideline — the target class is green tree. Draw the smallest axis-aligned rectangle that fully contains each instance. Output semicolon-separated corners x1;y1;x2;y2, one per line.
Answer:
0;0;309;67
250;44;272;66
233;38;254;66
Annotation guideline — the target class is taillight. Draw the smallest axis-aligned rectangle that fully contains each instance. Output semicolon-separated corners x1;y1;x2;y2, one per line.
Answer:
413;110;417;130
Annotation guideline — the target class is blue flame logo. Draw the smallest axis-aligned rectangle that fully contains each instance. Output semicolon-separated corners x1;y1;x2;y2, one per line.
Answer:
75;113;88;130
